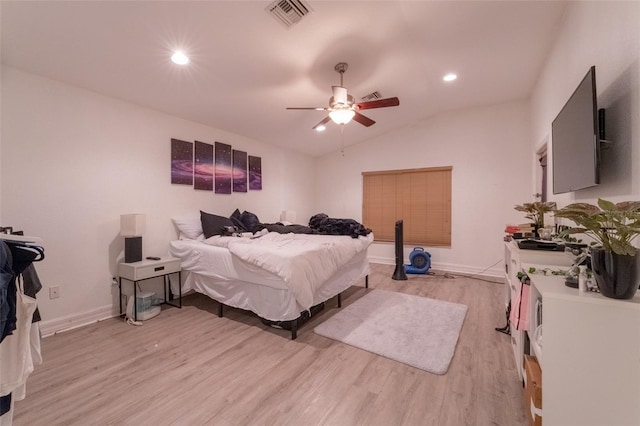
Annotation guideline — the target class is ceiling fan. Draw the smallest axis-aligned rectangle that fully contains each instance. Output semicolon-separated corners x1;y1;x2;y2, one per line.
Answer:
287;62;400;131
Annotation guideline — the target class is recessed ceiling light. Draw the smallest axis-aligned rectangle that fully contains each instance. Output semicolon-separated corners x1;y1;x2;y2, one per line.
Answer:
315;125;326;132
171;51;189;65
443;73;457;82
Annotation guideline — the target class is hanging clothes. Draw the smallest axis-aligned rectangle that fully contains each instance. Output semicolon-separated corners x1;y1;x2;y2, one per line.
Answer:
20;266;42;323
509;277;531;331
0;241;17;419
0;243;16;344
0;280;38;396
0;239;44;423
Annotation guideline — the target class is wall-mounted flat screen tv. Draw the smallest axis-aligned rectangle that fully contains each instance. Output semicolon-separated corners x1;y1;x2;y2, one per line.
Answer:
552;66;600;194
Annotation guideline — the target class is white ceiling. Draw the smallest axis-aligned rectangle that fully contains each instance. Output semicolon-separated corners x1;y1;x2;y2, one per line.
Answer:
1;1;567;157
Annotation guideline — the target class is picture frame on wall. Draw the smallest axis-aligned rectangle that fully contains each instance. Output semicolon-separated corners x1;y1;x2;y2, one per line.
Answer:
170;138;193;185
169;138;262;193
215;141;232;194
194;141;214;191
249;155;262;190
232;149;248;192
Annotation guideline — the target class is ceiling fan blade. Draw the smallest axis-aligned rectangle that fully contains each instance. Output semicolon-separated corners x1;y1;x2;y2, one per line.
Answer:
356;97;400;110
312;116;332;131
286;107;327;111
353;111;376;127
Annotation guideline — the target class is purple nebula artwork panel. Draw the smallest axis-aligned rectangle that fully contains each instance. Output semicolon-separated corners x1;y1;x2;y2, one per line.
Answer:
232;150;248;193
248;155;262;190
194;141;214;191
215;142;232;194
171;138;193;185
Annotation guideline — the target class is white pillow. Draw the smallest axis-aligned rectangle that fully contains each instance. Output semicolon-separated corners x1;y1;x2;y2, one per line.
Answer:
178;232;205;241
172;214;203;240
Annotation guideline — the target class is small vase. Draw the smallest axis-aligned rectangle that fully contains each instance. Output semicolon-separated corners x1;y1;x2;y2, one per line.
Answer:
590;247;640;299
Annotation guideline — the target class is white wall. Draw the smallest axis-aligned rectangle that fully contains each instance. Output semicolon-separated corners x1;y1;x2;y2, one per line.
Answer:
0;66;316;331
5;1;638;330
531;1;640;207
314;1;640;276
315;100;533;277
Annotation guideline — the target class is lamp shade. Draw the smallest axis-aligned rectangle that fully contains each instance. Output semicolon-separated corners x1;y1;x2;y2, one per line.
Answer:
280;210;297;223
120;214;146;237
329;108;355;125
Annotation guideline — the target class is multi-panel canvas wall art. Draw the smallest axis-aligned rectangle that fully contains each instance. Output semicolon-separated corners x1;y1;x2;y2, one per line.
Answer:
170;138;193;185
170;139;261;193
233;150;248;193
214;142;232;194
194;141;214;191
249;155;262;190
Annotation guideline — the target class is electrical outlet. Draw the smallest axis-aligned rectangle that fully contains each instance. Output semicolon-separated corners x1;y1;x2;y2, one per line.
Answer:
49;286;60;299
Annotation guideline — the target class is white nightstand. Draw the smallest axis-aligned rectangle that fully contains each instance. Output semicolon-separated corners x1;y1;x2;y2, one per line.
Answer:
118;257;182;321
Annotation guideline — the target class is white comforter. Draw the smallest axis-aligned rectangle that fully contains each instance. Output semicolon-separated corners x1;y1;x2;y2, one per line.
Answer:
204;232;373;309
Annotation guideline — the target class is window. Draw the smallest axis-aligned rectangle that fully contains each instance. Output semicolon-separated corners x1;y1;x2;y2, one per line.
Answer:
362;166;452;246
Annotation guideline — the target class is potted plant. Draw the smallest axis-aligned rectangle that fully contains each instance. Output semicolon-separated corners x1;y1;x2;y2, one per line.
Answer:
554;199;640;299
514;201;557;231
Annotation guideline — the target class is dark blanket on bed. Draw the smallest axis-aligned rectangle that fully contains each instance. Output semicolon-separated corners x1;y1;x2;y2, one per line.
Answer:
229;209;371;238
259;223;317;234
308;213;372;238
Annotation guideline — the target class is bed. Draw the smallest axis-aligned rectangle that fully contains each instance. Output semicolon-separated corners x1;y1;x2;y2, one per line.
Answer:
169;213;373;339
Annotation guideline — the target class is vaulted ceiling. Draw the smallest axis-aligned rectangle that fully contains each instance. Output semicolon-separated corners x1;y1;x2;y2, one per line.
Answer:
1;1;567;157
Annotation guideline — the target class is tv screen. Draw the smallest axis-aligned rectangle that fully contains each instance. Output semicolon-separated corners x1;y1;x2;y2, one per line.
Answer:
552;66;600;194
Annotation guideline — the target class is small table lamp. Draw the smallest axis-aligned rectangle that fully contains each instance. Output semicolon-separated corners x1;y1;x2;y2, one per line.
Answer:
279;210;297;223
120;214;145;263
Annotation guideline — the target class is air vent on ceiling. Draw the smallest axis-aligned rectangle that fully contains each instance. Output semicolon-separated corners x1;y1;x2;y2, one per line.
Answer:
266;0;312;29
361;91;382;102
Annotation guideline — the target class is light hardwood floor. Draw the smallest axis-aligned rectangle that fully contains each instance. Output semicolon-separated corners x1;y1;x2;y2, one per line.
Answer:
14;263;527;426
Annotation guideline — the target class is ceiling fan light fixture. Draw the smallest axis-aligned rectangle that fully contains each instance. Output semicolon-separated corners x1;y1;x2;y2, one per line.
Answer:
329;108;355;125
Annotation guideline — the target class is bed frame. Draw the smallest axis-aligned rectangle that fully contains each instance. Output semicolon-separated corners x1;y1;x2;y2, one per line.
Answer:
215;276;369;339
169;234;372;340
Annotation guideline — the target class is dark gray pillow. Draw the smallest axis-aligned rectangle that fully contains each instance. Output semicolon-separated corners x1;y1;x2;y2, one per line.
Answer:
240;211;261;232
200;210;234;238
229;208;246;231
230;216;247;231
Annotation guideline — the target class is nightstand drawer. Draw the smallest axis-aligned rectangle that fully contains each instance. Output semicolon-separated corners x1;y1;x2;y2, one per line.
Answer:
134;261;180;280
119;257;181;281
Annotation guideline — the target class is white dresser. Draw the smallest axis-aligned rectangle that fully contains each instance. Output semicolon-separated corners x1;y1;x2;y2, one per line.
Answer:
524;264;640;426
503;240;572;381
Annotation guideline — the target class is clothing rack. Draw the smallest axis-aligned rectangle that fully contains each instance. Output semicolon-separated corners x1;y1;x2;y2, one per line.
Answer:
0;233;45;245
0;231;45;425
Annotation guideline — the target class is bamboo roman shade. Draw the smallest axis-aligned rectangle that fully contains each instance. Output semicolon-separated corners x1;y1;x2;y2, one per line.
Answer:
362;166;452;246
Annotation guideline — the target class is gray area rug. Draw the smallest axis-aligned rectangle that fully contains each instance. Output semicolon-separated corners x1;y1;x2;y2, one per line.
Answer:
314;289;468;374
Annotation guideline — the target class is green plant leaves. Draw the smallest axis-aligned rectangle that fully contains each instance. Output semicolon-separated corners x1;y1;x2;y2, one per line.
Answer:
514;201;557;227
555;198;640;255
597;198;617;211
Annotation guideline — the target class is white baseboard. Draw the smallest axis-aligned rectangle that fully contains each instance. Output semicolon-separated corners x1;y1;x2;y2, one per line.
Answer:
39;305;119;338
369;256;504;281
39;261;501;338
